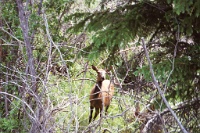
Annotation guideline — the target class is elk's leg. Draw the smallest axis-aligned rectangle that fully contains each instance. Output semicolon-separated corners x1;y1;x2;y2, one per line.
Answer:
105;105;109;115
89;106;94;123
93;108;100;121
100;107;103;117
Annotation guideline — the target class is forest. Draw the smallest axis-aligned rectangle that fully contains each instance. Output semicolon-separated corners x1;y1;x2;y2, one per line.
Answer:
0;0;199;133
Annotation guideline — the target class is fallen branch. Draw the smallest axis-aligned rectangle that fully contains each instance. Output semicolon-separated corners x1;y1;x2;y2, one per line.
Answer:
141;112;163;133
141;97;200;133
161;97;200;116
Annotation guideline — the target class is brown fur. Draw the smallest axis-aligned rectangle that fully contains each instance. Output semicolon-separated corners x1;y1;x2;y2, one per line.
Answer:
89;65;114;123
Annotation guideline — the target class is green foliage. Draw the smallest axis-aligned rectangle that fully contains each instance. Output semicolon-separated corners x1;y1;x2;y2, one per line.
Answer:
85;0;96;7
67;2;200;123
0;100;24;133
168;0;200;17
44;0;75;41
1;0;199;132
1;1;21;40
68;0;200;60
67;1;167;61
172;0;193;15
0;118;19;131
1;2;19;24
29;13;42;33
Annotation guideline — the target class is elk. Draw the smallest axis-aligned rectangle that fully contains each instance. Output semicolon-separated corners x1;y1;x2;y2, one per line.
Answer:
89;65;114;123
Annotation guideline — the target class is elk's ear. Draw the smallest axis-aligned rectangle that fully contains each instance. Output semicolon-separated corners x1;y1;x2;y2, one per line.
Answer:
92;65;98;72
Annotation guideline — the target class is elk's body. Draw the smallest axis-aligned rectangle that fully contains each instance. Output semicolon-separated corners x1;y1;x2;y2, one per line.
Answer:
89;65;114;123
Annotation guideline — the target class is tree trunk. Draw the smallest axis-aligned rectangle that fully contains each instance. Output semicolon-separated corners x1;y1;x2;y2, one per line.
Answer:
16;0;37;92
16;0;39;132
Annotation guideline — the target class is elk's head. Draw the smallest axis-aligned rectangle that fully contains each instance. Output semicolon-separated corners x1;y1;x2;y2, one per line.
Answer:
92;65;110;82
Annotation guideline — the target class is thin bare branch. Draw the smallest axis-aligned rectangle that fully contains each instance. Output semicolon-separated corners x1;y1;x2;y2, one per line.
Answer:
141;37;188;133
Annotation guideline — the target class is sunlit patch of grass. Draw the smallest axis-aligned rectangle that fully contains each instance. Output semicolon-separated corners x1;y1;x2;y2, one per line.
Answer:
46;70;143;132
